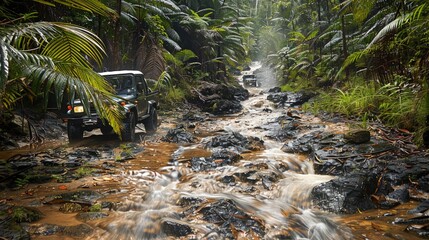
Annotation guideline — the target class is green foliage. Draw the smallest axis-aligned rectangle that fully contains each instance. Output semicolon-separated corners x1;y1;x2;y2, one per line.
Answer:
12;206;42;223
89;203;102;212
280;84;295;92
306;79;428;145
14;177;29;188
164;87;186;106
74;166;94;178
0;0;124;136
119;143;133;158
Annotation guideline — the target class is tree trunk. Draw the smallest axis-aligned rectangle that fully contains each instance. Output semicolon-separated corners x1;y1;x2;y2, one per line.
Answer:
111;0;122;70
341;14;349;79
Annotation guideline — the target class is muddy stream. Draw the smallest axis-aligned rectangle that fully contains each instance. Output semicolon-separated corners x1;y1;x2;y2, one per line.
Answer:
0;64;427;240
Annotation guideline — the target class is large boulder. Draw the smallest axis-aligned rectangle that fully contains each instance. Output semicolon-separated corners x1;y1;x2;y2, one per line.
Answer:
187;81;249;115
311;173;377;214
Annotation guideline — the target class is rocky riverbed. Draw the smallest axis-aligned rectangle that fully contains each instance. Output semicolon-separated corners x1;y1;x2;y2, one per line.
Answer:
0;77;428;240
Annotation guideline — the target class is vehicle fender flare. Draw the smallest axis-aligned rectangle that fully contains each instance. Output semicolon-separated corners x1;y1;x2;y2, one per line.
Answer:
148;100;158;111
125;106;138;120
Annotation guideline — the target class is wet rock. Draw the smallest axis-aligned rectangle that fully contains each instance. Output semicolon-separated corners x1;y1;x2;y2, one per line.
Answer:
182;112;205;122
205;131;264;153
178;196;204;207
0;204;40;240
64;160;82;168
405;224;429;237
0;134;20;150
199;199;264;238
162;126;195;143
313;159;344;176
41;159;60;166
76;212;109;222
190;157;217;171
311;173;377;214
262;176;273;190
267;117;299;141
187;81;248;115
67;148;101;162
25;223;93;238
11;206;43;223
231;86;250;101
378;199;401;209
268;87;281;93
44;167;65;175
267;92;288;104
61;224;93;237
190;149;242;172
286;90;317;106
100;201;116;210
234;170;258;184
313;135;396;176
386;185;410;203
383;156;429;188
8;154;38;169
394;216;429;225
418;175;429;192
43;190;104;205
23;223;62;236
408;200;429;215
246;136;265;151
281;131;324;154
161;220;193;237
203;99;243;115
221;175;236;184
344;129;371;144
59;203;83;213
0;219;30;240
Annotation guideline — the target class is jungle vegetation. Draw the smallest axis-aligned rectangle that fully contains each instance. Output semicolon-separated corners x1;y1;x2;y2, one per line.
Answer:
255;0;429;145
1;0;428;144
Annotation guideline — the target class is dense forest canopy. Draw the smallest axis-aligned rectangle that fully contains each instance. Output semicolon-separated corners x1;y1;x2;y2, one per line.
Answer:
0;0;428;144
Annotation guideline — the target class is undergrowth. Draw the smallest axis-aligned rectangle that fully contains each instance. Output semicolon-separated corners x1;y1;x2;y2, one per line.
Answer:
303;80;429;146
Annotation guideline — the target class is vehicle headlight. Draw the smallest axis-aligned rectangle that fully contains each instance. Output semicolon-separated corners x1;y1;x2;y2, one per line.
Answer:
73;106;85;113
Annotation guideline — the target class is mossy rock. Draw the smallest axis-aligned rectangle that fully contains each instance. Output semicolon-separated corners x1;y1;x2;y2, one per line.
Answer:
344;130;370;144
11;206;43;223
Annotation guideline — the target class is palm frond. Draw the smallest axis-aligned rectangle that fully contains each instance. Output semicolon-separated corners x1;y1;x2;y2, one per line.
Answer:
42;23;105;68
33;0;116;17
368;4;427;48
160;35;181;51
27;64;122;133
0;40;9;89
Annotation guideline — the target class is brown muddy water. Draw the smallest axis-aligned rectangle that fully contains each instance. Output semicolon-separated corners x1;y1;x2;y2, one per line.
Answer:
0;66;426;239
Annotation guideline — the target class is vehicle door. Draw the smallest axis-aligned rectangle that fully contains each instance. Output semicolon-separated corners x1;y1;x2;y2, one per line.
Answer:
135;74;149;116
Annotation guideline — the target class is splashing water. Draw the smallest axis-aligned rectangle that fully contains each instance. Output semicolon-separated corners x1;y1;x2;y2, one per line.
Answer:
87;64;354;239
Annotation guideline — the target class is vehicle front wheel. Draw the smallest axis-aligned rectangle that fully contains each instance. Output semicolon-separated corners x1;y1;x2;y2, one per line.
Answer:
121;111;136;141
67;121;83;143
143;108;158;133
101;124;113;135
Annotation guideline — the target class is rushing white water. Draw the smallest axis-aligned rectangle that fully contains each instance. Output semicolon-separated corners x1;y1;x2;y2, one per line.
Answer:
88;63;353;240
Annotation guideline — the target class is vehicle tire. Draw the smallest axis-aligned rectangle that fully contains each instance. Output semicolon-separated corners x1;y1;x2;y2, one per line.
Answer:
67;121;83;143
143;107;158;133
101;124;113;135
121;111;136;141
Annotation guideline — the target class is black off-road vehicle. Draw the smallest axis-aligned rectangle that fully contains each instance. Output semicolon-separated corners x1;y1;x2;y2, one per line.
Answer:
65;70;158;143
242;73;260;87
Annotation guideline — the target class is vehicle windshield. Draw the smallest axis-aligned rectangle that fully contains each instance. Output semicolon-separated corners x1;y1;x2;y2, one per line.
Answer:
243;74;256;80
105;75;135;95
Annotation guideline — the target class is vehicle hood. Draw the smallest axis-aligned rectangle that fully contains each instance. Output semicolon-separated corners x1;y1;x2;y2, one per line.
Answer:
72;94;135;105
